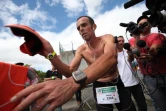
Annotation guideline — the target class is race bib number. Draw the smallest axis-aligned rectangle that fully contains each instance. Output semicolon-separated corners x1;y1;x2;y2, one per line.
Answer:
96;86;120;104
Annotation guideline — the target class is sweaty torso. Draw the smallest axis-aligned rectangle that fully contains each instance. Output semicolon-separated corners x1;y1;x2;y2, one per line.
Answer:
81;36;118;82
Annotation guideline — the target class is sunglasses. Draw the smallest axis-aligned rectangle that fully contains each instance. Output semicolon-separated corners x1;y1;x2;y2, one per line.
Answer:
138;22;148;27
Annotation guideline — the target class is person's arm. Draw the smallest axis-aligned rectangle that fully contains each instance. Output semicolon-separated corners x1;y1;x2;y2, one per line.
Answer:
138;34;165;61
127;50;134;64
83;34;117;84
11;34;117;111
149;34;165;55
50;44;86;78
50;34;117;84
44;78;52;81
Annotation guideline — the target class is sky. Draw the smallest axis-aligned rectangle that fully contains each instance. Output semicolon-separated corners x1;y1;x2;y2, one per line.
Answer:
0;0;159;71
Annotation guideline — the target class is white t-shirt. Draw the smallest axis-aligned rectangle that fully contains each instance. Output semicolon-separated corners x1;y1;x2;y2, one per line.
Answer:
117;50;139;87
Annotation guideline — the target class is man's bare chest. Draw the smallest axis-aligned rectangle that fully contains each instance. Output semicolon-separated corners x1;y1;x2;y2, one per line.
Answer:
83;45;104;64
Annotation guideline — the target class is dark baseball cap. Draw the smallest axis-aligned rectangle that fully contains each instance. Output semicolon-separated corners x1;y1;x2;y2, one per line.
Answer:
137;15;149;24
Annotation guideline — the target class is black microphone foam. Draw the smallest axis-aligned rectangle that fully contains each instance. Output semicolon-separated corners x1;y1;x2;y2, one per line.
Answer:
119;23;128;27
123;43;131;51
137;40;146;48
137;40;150;50
132;48;140;57
124;0;144;9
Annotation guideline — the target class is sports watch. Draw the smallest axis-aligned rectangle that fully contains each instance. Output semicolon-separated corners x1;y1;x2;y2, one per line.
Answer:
72;70;87;88
46;51;56;60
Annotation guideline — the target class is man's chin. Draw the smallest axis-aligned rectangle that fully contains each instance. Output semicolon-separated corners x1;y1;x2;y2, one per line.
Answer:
83;37;88;41
82;36;91;42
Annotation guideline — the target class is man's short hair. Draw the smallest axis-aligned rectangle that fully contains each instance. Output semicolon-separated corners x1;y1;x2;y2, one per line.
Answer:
118;36;124;38
137;15;149;24
77;16;95;25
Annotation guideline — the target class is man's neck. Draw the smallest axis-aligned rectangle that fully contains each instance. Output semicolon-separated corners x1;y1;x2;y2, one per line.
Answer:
117;47;123;52
140;31;151;37
87;36;98;49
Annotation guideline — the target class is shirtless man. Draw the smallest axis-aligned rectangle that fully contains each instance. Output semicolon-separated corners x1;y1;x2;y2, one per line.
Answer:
11;16;136;111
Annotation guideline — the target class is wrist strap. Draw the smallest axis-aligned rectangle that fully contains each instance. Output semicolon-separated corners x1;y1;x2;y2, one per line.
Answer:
46;51;56;60
52;51;56;57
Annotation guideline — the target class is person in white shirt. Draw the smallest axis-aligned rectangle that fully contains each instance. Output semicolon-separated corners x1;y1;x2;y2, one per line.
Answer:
116;36;147;111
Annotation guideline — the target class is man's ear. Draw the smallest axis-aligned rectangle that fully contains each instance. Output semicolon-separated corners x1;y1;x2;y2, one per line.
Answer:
92;24;97;30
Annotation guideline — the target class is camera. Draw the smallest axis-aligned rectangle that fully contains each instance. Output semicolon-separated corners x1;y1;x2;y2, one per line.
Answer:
123;0;166;33
148;11;166;33
119;21;148;35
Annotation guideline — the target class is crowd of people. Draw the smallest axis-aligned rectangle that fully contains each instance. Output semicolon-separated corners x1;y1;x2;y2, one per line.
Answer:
0;14;166;111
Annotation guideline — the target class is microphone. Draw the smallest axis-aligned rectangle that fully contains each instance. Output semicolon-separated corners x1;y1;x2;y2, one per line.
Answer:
27;69;38;84
123;43;140;56
119;23;128;27
24;81;30;88
124;0;144;9
132;48;140;57
123;43;131;51
136;40;150;50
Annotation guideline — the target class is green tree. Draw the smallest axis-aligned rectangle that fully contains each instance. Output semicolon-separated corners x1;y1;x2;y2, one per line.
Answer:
34;69;46;82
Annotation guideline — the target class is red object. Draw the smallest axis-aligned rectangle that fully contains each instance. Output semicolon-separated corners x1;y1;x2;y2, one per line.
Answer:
5;24;43;56
0;62;28;111
129;33;166;75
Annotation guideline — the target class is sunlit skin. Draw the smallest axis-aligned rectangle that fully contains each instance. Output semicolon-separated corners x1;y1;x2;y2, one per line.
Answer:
11;16;118;111
116;37;124;52
75;17;118;82
76;17;95;41
138;18;151;36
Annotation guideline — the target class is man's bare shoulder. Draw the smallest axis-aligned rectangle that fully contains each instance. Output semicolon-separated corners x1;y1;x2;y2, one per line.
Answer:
99;34;114;42
76;43;87;53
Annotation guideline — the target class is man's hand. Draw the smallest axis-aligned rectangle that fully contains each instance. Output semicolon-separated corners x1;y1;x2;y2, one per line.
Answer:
37;37;54;57
127;50;134;63
44;78;52;81
11;77;80;111
148;47;159;55
137;53;153;62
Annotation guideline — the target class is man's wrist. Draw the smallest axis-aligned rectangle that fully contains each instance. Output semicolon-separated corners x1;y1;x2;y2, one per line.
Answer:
46;51;56;60
72;70;87;89
69;77;81;89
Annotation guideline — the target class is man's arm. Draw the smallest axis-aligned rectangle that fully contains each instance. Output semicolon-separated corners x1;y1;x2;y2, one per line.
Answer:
11;34;117;111
49;46;84;77
149;34;165;55
127;51;134;64
44;78;52;81
83;34;117;84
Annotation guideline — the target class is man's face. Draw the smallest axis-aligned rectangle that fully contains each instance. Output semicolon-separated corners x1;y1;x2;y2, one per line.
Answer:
138;18;151;33
76;17;94;41
117;37;124;48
